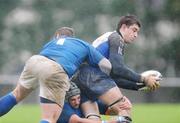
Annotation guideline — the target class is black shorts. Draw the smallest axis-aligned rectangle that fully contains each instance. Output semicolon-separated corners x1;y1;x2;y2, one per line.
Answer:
75;65;117;102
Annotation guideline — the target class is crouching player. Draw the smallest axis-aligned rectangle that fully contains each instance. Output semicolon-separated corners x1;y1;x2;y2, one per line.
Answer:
57;82;124;123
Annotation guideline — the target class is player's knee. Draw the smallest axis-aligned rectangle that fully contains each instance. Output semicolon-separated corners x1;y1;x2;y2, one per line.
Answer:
12;87;23;102
109;96;132;113
118;96;132;111
12;84;32;102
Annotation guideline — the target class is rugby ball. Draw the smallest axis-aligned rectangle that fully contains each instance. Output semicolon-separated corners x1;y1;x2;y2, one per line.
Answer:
141;70;162;81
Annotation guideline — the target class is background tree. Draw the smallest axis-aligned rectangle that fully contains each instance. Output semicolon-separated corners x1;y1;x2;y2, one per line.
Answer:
0;0;179;77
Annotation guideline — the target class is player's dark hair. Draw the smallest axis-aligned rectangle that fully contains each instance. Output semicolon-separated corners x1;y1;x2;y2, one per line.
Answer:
116;15;141;33
54;27;74;39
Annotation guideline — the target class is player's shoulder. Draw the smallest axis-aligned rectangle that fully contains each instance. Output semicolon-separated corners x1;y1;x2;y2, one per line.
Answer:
92;31;114;47
109;31;122;39
65;37;90;46
95;31;114;41
63;102;72;109
108;31;124;43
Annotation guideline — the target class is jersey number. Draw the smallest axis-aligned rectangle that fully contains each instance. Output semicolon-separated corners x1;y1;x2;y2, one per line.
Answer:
56;38;65;45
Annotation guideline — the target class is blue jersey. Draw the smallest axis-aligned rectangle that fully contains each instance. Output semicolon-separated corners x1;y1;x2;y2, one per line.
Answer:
57;102;84;123
57;100;107;123
40;37;104;77
92;32;113;58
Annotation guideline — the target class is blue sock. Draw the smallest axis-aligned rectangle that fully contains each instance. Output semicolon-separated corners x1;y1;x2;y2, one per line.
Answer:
40;120;49;123
0;92;17;116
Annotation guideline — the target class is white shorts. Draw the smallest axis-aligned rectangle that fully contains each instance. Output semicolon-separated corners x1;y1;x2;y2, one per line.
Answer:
18;55;70;106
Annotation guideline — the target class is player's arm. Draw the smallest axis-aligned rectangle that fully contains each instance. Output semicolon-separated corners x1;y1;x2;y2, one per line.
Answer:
108;33;161;90
87;45;112;75
113;70;163;91
108;32;141;82
69;114;120;123
98;58;112;75
114;77;145;90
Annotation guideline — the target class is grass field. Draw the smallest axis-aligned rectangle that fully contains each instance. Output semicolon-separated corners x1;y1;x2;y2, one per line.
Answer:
0;103;180;123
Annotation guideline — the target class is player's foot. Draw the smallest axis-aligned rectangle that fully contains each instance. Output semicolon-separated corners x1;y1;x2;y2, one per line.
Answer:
117;116;132;123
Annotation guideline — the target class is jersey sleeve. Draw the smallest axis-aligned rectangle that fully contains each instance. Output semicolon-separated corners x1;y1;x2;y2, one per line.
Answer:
108;32;142;83
113;77;145;90
86;45;104;66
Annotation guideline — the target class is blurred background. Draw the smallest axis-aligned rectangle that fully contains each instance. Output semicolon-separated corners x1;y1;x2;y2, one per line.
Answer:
0;0;180;122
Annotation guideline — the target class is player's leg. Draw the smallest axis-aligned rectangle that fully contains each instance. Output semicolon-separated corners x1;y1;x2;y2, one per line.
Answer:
80;94;101;120
80;87;132;122
98;87;132;120
75;65;132;122
0;91;17;116
0;83;33;116
12;83;33;102
38;57;70;123
40;97;62;123
0;56;38;116
39;80;69;123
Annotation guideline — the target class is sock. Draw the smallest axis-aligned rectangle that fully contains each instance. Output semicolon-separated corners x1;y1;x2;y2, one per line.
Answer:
124;116;132;122
117;116;132;123
40;120;49;123
0;92;17;116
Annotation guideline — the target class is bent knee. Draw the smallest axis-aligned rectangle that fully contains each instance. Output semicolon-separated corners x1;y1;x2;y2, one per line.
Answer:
12;84;32;102
117;96;132;110
110;96;132;112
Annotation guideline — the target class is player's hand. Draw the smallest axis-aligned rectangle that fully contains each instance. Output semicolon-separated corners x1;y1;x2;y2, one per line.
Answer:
141;75;160;91
138;82;159;91
141;70;162;91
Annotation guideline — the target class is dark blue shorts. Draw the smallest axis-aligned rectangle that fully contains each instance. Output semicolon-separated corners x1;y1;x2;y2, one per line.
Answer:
80;93;108;114
75;65;117;102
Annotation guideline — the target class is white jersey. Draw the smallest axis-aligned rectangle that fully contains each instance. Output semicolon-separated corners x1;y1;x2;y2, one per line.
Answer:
92;32;114;48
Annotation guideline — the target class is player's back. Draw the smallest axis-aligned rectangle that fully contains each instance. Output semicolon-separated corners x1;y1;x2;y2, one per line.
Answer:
40;37;103;77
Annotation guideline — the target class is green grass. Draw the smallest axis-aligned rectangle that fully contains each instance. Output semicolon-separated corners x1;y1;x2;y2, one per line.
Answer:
132;104;180;123
0;105;41;123
0;104;180;123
